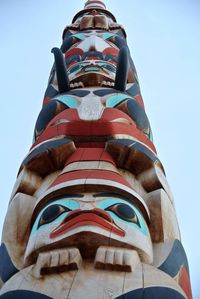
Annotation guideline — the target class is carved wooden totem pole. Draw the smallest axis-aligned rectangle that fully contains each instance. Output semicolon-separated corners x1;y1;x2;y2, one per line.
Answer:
0;1;192;298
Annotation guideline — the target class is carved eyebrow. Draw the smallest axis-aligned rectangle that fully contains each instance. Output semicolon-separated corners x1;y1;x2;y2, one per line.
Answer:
31;194;84;227
59;194;84;198
94;193;126;199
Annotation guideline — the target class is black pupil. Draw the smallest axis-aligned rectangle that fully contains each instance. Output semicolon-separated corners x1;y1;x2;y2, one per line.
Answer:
117;204;135;219
42;205;61;222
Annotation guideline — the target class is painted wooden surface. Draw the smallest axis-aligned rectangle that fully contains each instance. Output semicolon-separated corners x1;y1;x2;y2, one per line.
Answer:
0;0;192;298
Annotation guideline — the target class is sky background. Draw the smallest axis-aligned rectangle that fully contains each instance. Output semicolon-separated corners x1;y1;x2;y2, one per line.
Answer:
0;0;199;297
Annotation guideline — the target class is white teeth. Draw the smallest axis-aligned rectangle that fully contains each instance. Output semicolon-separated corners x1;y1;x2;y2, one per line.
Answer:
70;81;85;89
101;81;115;87
78;82;85;88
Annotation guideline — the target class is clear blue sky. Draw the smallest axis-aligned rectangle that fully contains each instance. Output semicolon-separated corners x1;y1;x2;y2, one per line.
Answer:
0;0;199;297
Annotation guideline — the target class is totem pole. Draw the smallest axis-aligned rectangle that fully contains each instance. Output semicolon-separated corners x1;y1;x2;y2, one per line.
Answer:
0;1;192;298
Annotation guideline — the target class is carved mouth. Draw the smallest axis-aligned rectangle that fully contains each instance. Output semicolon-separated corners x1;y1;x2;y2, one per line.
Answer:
70;81;85;89
70;71;115;87
50;209;125;239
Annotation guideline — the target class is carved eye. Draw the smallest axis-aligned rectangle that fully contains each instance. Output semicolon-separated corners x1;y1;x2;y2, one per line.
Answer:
101;63;116;72
38;205;70;228
106;203;141;227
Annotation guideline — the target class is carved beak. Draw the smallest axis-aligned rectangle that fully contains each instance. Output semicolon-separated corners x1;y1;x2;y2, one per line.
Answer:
50;208;125;238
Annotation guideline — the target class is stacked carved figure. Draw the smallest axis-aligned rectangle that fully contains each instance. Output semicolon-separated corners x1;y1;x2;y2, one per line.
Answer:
0;1;192;298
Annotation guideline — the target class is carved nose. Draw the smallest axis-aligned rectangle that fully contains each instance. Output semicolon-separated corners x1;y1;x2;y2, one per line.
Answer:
91;9;98;15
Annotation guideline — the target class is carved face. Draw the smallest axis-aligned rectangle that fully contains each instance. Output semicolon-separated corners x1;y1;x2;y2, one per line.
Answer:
62;31;126;85
25;193;153;265
72;10;115;31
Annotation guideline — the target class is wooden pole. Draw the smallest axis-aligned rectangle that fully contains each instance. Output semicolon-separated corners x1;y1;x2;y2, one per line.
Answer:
0;1;192;298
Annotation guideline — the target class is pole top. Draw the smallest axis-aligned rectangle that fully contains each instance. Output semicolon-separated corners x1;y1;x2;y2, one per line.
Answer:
72;0;116;23
84;0;106;10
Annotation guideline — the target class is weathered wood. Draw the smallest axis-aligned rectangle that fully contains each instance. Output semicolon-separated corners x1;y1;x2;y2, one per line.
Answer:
1;0;192;297
137;164;174;203
34;171;61;199
2;193;36;270
21;138;76;177
0;265;77;299
106;139;161;173
145;189;180;242
0;261;188;298
10;168;42;201
118;169;147;198
67;262;125;299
